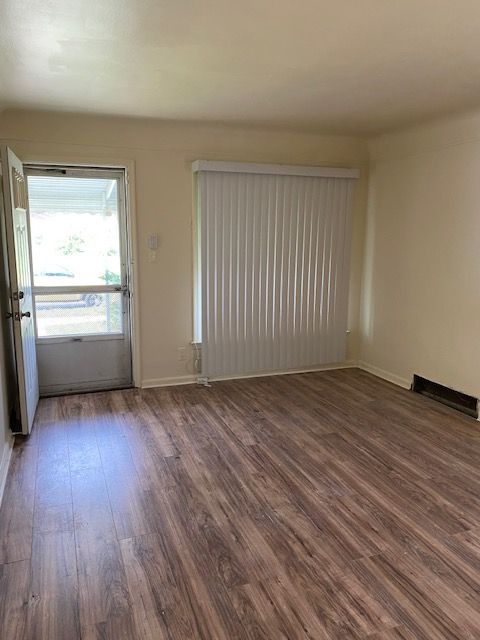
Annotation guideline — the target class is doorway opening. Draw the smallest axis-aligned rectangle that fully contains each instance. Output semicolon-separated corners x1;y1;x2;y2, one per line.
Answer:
25;165;133;396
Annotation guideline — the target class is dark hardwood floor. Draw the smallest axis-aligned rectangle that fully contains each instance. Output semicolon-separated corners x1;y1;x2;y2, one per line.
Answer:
1;368;480;639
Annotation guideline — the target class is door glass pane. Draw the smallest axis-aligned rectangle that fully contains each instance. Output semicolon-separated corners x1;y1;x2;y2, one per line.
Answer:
27;176;121;287
35;292;123;337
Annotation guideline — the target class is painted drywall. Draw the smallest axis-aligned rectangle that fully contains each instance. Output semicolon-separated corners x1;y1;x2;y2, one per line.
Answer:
3;2;480;134
361;109;480;398
0;109;369;386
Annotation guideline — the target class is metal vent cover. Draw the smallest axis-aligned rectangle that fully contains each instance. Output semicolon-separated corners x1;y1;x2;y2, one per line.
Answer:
412;374;478;418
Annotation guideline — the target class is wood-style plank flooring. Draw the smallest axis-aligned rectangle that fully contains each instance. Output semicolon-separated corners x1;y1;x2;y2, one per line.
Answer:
1;368;480;639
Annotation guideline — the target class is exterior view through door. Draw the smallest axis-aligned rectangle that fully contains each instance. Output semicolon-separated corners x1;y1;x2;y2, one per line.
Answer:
26;165;132;396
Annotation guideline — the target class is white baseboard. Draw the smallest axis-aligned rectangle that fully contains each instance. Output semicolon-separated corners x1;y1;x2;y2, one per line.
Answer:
140;361;412;392
140;361;358;389
207;361;358;383
0;435;14;507
141;375;197;389
357;360;411;389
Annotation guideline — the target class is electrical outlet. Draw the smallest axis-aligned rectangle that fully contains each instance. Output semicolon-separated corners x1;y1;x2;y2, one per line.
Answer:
178;346;186;361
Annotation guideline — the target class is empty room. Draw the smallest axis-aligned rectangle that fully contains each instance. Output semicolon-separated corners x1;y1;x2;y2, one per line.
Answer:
1;2;480;639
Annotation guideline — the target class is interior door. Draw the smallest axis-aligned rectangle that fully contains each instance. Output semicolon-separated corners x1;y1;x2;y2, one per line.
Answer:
25;166;132;395
1;147;39;434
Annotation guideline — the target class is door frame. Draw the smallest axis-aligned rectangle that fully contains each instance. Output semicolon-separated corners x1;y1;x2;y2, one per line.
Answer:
20;156;141;388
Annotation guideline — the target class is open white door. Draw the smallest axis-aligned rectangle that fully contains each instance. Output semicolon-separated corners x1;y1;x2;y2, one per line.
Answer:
1;147;39;434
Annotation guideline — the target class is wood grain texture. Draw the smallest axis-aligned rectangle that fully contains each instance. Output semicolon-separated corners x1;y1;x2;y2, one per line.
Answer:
0;439;38;564
2;368;480;638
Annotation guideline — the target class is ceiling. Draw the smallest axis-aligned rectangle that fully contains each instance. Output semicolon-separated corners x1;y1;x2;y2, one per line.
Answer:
2;0;480;135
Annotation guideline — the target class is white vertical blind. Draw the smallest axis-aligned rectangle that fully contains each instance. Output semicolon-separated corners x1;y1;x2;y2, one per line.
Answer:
195;163;357;379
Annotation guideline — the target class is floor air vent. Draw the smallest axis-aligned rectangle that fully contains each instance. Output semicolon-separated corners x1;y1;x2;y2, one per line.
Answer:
412;374;478;418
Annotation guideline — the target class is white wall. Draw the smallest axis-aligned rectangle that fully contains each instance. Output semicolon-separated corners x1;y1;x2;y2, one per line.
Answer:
361;109;480;397
0;109;369;387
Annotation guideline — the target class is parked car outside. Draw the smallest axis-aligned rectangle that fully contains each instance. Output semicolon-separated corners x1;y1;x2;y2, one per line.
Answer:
34;265;102;306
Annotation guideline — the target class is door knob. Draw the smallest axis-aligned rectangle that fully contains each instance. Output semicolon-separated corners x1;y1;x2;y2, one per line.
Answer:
13;291;24;301
15;311;31;320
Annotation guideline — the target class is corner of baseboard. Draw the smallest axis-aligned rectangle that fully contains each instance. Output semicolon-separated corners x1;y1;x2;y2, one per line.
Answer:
357;361;411;389
141;375;197;389
0;435;14;507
